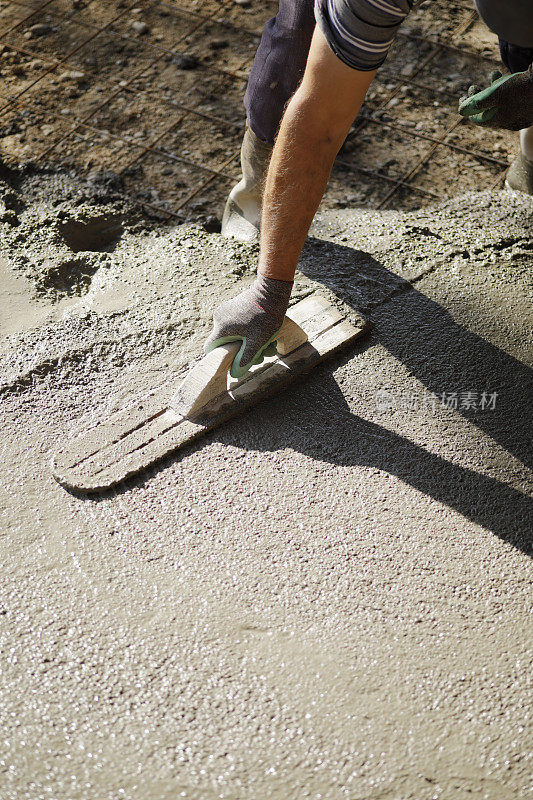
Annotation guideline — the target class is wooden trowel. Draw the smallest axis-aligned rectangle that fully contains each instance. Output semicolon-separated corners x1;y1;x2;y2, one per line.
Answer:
52;294;371;492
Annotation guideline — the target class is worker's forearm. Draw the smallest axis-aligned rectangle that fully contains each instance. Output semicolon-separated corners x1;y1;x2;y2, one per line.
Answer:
257;33;376;282
205;30;376;373
258;90;348;281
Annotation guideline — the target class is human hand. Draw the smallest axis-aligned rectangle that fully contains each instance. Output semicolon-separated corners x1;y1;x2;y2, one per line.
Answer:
204;275;292;379
459;66;533;130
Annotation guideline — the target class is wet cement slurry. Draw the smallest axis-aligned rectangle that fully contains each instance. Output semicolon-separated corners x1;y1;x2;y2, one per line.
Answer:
0;172;532;799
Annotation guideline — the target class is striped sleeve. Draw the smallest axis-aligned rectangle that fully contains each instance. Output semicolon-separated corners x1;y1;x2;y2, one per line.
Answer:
314;0;414;70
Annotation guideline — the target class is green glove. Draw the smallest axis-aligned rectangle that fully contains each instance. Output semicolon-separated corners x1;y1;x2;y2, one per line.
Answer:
459;65;533;130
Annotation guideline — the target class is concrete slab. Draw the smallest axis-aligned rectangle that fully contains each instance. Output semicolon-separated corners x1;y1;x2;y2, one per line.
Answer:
0;181;531;800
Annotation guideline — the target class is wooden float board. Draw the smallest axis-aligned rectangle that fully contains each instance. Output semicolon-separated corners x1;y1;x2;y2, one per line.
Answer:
52;294;370;492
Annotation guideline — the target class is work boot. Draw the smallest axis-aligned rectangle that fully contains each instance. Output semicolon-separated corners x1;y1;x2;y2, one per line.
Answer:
505;152;533;195
221;126;273;242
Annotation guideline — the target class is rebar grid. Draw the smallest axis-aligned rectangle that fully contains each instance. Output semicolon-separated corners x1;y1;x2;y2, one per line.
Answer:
0;0;514;221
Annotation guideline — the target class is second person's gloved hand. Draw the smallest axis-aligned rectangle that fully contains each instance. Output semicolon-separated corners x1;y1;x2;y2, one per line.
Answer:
204;274;293;379
459;65;533;130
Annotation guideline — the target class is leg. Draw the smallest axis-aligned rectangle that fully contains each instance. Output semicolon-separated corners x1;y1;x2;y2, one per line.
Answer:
499;39;533;194
222;0;315;240
506;124;533;194
244;0;316;145
519;125;533;160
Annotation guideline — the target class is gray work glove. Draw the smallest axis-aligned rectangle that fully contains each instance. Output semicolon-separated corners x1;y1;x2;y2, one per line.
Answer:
204;274;293;379
459;65;533;130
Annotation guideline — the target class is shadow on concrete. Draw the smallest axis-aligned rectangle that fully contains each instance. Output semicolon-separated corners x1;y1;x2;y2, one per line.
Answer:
213;239;532;553
297;238;532;472
96;239;532;554
252;364;532;553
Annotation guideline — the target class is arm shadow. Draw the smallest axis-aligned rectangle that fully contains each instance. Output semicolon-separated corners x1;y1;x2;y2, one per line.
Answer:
296;237;533;471
262;365;532;554
212;238;532;554
93;238;532;554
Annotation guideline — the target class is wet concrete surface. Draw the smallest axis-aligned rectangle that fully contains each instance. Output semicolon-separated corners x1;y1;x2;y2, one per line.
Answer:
0;170;532;799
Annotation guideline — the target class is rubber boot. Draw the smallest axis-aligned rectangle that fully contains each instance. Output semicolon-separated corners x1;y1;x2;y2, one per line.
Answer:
221;126;273;242
505;152;533;195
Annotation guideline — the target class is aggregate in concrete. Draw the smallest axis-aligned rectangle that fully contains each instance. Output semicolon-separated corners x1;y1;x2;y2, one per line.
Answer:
0;169;532;800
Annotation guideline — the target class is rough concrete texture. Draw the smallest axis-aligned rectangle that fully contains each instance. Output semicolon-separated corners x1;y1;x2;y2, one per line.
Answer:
0;168;532;800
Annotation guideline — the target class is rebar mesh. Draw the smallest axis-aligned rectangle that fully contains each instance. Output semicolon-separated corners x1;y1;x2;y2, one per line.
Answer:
0;0;515;223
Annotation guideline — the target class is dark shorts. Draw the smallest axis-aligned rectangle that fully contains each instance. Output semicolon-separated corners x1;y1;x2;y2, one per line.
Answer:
499;39;533;72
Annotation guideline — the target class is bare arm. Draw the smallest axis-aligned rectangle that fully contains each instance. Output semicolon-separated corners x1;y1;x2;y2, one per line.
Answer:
258;26;377;281
204;27;377;376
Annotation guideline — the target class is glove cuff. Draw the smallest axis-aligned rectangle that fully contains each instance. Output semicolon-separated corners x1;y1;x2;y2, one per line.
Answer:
247;274;293;323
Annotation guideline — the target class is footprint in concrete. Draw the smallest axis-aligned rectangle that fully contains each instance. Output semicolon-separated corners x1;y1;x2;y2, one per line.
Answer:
57;213;123;252
34;213;124;299
36;256;102;298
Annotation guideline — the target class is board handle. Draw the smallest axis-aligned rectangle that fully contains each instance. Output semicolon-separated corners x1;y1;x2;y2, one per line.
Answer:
171;317;307;419
170;342;240;419
275;315;308;355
